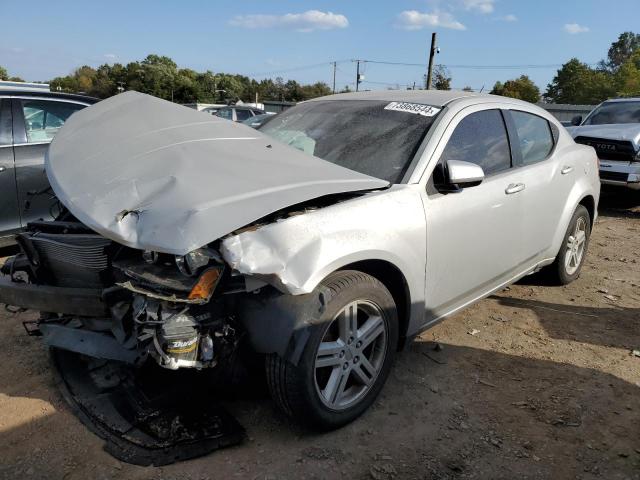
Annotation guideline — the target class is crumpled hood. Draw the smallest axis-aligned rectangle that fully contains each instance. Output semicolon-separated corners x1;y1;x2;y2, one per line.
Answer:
46;91;389;255
568;123;640;149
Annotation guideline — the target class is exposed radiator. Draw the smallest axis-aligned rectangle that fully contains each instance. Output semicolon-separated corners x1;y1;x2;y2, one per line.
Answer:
29;233;113;288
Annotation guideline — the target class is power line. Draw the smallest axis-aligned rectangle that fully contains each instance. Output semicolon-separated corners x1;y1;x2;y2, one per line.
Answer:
245;58;601;80
246;60;350;77
362;60;599;70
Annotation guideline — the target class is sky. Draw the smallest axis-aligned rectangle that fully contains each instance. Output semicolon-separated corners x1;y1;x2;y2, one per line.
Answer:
1;0;639;93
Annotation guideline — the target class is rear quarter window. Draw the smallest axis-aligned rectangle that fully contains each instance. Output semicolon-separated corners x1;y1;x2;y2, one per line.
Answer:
511;111;554;166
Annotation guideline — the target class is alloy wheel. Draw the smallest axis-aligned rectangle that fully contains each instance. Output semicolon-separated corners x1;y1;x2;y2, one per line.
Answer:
314;300;387;410
565;216;587;276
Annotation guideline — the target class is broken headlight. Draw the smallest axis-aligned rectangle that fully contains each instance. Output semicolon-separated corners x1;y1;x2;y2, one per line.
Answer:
175;249;214;277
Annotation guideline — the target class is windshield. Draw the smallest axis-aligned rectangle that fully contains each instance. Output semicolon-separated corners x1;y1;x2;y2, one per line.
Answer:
584;101;640;125
259;100;440;183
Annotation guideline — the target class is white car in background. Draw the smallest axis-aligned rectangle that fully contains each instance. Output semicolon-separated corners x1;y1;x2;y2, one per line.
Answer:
568;98;640;190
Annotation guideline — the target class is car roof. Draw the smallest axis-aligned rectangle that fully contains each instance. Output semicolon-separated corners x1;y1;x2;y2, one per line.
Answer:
228;105;262;110
0;89;99;104
602;97;640;103
309;89;495;107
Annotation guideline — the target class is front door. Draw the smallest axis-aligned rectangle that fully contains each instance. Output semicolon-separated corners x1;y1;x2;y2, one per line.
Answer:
12;97;87;226
422;107;526;323
0;98;20;244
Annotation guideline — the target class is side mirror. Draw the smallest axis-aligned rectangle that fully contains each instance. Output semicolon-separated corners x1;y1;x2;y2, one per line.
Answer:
433;160;485;193
571;115;582;126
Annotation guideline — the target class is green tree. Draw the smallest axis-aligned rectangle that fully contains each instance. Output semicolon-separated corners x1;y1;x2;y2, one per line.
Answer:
491;75;540;103
430;65;451;90
44;54;334;103
0;66;24;82
613;50;640;97
606;32;640;71
544;58;614;104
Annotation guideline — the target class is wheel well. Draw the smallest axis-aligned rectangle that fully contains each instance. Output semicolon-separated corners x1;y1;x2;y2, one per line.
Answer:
578;195;596;227
339;260;411;350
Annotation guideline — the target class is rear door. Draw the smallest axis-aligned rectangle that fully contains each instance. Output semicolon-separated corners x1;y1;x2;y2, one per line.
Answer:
503;109;569;261
12;97;87;226
0;98;20;243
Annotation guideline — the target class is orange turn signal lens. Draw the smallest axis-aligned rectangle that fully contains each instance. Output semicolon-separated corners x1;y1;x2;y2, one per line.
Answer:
188;267;223;301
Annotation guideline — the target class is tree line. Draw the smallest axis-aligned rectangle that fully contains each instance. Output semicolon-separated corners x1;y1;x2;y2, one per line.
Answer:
489;32;640;104
2;32;639;105
2;54;332;104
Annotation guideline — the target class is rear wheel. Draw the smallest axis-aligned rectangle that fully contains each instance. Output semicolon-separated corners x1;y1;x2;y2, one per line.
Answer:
549;205;591;285
265;270;398;430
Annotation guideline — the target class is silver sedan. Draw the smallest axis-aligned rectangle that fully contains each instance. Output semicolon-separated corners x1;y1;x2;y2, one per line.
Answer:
0;90;600;431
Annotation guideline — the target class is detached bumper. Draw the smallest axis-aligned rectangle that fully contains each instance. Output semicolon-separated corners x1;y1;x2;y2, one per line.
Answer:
0;276;107;317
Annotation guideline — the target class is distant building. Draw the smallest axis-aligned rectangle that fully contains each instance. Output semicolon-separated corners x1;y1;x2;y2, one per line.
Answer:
537;103;595;123
263;100;296;114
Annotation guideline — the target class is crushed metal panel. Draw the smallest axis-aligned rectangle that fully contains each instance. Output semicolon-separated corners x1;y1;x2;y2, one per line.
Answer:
46;91;389;255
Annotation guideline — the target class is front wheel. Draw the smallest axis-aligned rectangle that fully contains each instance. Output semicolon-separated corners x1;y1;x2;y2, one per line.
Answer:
548;205;591;285
266;270;398;430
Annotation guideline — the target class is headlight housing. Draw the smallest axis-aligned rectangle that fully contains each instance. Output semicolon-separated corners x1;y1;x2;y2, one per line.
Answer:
175;249;212;277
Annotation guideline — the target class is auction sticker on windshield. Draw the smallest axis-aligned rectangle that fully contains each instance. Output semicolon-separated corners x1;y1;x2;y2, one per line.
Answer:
384;102;441;117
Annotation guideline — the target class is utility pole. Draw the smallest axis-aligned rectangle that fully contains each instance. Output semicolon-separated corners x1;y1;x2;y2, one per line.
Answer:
426;32;437;90
332;61;337;94
356;60;361;92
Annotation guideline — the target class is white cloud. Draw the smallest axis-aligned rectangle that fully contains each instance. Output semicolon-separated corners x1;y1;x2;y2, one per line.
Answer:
500;14;518;22
229;10;348;32
104;53;117;60
396;10;466;31
564;23;589;34
463;0;495;14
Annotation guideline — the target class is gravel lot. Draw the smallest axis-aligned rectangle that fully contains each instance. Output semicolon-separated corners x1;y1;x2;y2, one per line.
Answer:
0;190;638;480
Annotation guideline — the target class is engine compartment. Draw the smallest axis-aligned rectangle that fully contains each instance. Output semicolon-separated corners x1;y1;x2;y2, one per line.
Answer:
2;216;247;371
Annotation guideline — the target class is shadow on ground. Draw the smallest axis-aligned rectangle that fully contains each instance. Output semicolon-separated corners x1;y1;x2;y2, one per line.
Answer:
492;295;639;352
0;326;638;480
598;187;640;215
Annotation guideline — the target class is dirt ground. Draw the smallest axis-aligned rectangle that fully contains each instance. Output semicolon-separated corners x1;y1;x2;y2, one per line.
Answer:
0;189;638;480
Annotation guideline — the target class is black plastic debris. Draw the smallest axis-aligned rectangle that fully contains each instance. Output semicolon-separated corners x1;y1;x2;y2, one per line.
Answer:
51;348;245;466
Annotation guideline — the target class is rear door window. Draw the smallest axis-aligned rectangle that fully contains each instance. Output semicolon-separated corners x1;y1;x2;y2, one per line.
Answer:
216;108;233;120
510;111;554;165
440;109;512;176
235;109;252;122
20;99;85;143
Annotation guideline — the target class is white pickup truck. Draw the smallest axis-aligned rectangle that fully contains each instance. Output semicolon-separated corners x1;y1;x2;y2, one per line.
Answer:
567;98;640;190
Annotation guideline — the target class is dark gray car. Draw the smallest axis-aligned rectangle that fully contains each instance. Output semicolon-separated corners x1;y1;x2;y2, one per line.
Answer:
0;88;96;246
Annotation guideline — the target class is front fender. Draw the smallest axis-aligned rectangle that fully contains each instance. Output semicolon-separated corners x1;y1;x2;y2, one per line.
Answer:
220;185;426;322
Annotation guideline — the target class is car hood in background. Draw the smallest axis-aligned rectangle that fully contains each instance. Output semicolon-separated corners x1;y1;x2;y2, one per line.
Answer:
568;123;640;149
46;92;389;255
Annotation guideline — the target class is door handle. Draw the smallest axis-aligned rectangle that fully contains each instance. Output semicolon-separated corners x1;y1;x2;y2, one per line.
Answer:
561;166;573;175
505;183;525;195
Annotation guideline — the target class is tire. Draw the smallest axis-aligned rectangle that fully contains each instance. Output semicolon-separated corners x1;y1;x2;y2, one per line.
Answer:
265;270;398;430
548;205;591;285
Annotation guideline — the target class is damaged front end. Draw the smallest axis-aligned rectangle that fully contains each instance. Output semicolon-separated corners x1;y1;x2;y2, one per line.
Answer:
0;218;248;371
0;91;391;371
